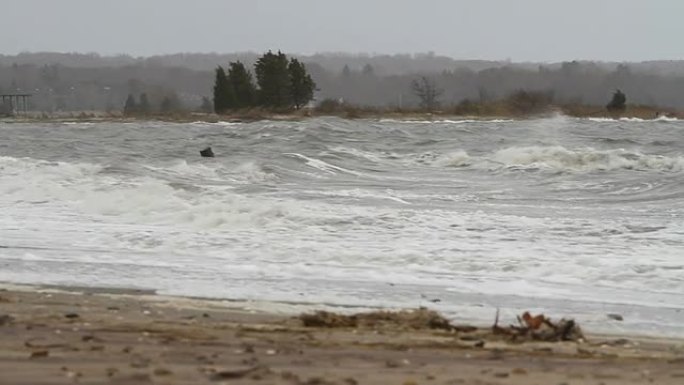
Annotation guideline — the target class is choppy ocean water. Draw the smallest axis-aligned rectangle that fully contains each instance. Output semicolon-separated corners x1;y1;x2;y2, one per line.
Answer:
1;116;682;336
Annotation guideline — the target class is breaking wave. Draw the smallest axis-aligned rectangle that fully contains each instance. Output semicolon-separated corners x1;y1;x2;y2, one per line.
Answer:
0;155;289;230
389;147;684;173
587;116;680;123
2;117;684;337
487;146;684;172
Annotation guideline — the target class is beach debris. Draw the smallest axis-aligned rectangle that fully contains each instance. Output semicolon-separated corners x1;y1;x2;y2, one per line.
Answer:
280;371;301;383
299;307;583;343
592;338;633;348
241;357;260;366
299;307;452;330
29;350;49;358
488;348;505;360
385;359;402;368
81;334;104;343
24;337;69;349
0;314;14;326
207;365;271;381
64;313;80;319
65;370;82;380
130;355;151;368
200;147;215;157
533;347;553;353
607;313;624;321
493;311;584;342
577;347;595;357
511;368;528;375
153;367;173;376
305;377;338;385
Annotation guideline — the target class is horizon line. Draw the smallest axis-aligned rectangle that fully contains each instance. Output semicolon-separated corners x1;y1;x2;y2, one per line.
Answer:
2;51;684;65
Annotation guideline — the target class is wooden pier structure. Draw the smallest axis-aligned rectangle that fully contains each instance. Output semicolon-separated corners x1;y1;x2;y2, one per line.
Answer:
1;94;32;115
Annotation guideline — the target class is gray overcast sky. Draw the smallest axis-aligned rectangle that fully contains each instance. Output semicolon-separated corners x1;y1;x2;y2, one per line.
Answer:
2;0;683;62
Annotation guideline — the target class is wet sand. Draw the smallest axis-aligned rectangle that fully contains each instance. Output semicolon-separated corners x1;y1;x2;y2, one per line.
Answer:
1;284;683;384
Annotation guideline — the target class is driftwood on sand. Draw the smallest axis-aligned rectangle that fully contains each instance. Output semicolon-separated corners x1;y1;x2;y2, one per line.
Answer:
299;308;584;343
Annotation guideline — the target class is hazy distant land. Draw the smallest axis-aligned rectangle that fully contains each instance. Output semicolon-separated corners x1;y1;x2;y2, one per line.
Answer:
2;52;684;118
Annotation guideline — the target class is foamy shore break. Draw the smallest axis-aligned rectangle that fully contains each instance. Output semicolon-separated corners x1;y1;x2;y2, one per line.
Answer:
1;283;683;385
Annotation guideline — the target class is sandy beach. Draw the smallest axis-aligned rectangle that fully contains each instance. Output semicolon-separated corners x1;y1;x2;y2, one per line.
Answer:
0;284;682;385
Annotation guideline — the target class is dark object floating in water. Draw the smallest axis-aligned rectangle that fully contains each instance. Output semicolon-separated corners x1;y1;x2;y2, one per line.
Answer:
200;147;215;157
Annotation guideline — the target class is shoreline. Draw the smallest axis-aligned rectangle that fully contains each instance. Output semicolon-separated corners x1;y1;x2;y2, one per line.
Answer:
3;279;682;340
1;283;683;384
3;281;683;342
1;105;682;124
1;114;679;127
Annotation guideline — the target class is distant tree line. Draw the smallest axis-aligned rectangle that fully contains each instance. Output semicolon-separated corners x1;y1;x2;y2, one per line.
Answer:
123;92;186;115
212;51;316;113
4;52;684;113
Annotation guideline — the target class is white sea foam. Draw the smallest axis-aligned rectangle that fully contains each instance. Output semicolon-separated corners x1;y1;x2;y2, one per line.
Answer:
488;146;684;172
396;146;684;173
0;156;289;232
378;118;514;124
2;118;684;337
144;160;220;179
433;150;472;167
587;116;680;123
284;152;362;175
328;146;385;163
654;115;680;122
61;122;96;126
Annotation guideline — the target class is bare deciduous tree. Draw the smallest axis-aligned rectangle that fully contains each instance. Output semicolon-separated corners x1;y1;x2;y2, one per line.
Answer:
411;76;443;111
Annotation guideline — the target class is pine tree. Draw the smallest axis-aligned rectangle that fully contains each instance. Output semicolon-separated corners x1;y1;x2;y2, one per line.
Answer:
254;51;292;108
228;61;256;109
138;93;151;114
341;64;351;78
200;97;213;113
606;89;627;113
123;94;137;115
213;66;235;113
161;94;181;113
288;58;316;109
